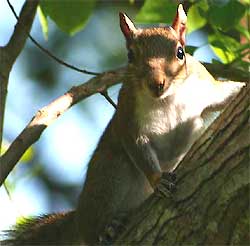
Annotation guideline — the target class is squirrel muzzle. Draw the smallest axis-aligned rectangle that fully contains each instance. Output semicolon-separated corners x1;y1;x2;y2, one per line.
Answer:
147;64;170;98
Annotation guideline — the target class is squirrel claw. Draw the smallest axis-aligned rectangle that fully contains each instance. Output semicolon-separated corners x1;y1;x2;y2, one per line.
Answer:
156;172;177;198
162;171;176;183
98;213;128;245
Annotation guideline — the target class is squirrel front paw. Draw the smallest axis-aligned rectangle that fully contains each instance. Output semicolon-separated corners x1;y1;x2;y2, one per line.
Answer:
155;172;177;198
98;213;128;245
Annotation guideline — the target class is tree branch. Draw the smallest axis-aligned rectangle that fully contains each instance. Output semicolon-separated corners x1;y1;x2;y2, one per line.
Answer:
0;0;39;154
6;0;99;75
5;0;39;67
0;66;126;186
116;84;249;244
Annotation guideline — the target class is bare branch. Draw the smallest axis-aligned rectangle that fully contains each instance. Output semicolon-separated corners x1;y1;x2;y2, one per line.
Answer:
5;0;39;67
6;0;99;75
0;72;8;147
0;0;39;154
0;66;126;186
100;91;117;109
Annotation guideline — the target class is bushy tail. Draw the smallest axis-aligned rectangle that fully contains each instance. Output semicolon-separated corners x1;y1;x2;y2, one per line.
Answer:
1;210;78;245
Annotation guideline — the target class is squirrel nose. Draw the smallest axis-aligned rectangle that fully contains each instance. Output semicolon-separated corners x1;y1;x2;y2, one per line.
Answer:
158;81;165;92
149;79;166;97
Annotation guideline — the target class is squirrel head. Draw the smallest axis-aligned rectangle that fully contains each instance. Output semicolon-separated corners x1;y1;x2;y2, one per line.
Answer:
120;4;187;98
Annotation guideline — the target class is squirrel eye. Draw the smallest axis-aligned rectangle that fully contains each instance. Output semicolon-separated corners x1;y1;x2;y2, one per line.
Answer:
176;47;185;60
128;49;134;63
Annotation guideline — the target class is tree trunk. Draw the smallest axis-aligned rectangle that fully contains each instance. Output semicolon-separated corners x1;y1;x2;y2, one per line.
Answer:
115;84;250;245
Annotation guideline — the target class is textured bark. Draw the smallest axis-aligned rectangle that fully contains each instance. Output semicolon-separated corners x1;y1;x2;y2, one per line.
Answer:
115;85;250;245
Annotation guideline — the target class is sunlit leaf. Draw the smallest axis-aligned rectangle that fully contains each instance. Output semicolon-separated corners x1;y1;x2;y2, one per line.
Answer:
136;0;177;24
4;180;16;193
21;147;34;163
187;1;208;33
37;5;48;40
236;24;250;40
208;32;241;63
241;0;250;4
16;216;34;226
0;141;8;155
40;0;96;35
1;141;34;163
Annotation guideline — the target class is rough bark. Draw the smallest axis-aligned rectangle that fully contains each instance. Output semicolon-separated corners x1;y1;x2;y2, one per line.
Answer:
115;84;250;245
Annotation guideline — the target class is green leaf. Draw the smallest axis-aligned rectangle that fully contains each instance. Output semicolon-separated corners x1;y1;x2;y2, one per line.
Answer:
1;140;34;164
4;178;17;193
241;0;250;4
232;60;250;72
211;58;223;65
0;142;7;156
37;5;48;40
187;1;208;33
208;32;241;63
235;24;250;40
136;0;177;24
185;45;198;55
40;0;96;35
21;147;34;163
208;0;246;31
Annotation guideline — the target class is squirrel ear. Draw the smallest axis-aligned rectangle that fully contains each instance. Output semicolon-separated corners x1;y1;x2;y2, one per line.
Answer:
119;12;137;41
171;4;187;46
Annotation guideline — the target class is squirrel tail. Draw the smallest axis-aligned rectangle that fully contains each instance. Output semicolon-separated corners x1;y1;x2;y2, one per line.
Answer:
1;210;78;245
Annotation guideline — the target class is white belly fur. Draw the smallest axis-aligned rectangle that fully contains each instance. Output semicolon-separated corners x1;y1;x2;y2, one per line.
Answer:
135;75;206;171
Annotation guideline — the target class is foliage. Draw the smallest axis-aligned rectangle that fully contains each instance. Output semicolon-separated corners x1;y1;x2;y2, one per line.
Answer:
136;0;177;24
39;0;96;36
1;141;34;164
37;0;249;68
135;0;249;67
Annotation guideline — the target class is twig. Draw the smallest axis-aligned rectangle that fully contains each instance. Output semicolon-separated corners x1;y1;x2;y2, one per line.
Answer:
6;0;99;76
0;66;126;186
100;91;117;109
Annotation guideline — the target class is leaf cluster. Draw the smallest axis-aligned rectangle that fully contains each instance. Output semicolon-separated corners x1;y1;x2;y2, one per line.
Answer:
135;0;249;69
38;0;249;72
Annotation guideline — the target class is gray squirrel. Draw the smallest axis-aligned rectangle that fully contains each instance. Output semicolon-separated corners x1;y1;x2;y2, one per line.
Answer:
3;4;244;246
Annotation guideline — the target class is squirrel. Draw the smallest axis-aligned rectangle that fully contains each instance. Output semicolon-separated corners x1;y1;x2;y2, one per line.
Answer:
2;4;244;246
